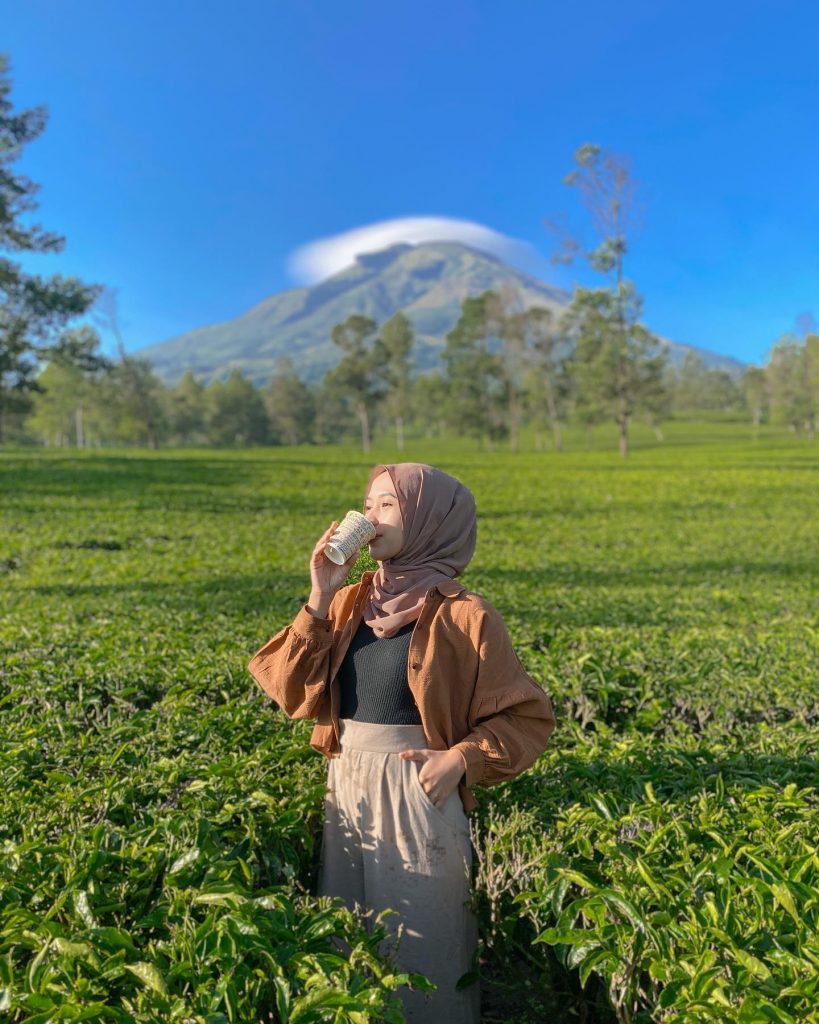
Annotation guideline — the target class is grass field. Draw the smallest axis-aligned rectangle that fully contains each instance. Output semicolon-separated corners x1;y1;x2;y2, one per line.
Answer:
1;421;817;1023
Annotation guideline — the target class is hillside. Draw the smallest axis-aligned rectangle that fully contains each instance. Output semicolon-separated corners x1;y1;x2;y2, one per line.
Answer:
134;241;748;386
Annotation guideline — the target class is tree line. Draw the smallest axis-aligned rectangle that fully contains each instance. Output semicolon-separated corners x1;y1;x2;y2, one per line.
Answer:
9;299;819;456
2;53;818;456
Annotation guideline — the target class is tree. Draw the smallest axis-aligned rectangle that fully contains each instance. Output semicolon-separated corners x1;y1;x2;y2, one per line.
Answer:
0;51;102;443
165;370;207;446
551;143;670;456
672;351;742;416
702;369;742;414
28;324;112;446
410;371;449;438
673;352;709;414
740;366;767;435
563;284;667;454
93;358;167;446
92;287;164;448
766;335;811;435
264;356;315;445
205;369;269;446
440;291;507;449
516;305;570;451
326;314;387;452
805;333;819;439
28;361;84;446
641;361;674;441
483;284;529;453
794;315;818;439
313;372;357;445
376;311;414;451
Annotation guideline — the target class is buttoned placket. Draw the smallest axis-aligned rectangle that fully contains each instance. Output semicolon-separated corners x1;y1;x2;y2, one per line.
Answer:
405;587;442;745
328;578;442;753
328;581;372;751
407;587;440;674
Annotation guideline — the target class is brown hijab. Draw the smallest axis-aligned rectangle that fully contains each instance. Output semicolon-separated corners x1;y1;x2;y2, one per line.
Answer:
362;462;478;638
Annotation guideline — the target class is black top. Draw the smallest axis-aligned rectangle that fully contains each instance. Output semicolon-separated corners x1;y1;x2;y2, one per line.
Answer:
337;616;422;725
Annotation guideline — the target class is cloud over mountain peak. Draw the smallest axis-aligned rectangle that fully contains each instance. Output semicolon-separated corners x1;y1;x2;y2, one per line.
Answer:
287;216;544;284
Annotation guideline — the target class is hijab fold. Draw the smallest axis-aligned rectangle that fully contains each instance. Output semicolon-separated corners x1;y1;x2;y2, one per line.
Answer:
362;463;477;638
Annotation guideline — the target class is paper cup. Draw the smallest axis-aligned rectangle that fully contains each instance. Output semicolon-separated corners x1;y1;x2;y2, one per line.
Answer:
324;510;377;565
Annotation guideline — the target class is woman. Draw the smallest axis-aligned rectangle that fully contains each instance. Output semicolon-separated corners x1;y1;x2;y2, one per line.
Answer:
247;462;557;1023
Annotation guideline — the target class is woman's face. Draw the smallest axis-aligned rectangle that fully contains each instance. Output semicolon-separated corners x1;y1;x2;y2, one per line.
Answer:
363;471;404;561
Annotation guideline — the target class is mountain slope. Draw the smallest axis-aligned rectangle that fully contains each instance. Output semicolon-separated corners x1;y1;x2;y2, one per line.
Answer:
134;241;747;385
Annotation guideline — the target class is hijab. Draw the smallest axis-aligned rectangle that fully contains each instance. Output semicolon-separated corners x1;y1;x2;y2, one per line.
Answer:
362;462;478;638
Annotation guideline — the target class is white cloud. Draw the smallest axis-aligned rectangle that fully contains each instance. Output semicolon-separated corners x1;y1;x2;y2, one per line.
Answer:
287;216;546;284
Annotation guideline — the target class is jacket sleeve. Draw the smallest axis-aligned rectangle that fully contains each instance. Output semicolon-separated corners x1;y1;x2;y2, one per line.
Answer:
246;592;344;719
450;601;557;788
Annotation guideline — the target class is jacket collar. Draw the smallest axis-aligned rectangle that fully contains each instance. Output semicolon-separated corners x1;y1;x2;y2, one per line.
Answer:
358;570;465;599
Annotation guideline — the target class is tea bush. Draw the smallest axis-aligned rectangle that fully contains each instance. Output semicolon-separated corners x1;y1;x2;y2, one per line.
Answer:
1;422;816;1022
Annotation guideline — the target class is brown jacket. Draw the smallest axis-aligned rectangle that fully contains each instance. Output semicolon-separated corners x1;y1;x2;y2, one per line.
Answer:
247;569;557;813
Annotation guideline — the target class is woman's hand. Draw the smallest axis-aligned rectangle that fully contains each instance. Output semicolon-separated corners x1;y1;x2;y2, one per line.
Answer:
399;747;466;808
309;520;359;597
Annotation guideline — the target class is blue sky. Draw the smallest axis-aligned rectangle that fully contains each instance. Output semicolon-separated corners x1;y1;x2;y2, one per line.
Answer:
4;0;819;367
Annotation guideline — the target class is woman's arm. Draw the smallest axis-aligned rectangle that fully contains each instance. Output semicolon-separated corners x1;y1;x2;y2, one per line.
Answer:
247;593;343;719
450;601;557;788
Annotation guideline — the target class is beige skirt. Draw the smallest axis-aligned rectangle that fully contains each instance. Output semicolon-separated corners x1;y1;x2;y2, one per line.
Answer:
317;718;480;1024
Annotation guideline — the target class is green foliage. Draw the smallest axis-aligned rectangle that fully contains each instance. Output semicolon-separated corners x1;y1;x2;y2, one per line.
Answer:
376;312;415;450
264;357;316;447
766;335;817;435
675;351;744;416
0;52;102;443
325;315;388;452
553;144;671;457
164;370;208;446
441;291;507;446
409;371;448;439
561;284;669;446
518;305;572;451
1;427;816;1021
205;369;269;446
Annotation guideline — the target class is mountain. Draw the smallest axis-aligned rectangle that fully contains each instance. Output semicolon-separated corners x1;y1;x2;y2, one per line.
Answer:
134;241;748;386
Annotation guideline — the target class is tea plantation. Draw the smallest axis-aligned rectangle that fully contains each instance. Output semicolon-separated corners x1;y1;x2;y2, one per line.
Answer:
1;422;817;1023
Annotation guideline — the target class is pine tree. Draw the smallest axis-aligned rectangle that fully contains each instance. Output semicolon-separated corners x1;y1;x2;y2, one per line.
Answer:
0;51;103;442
